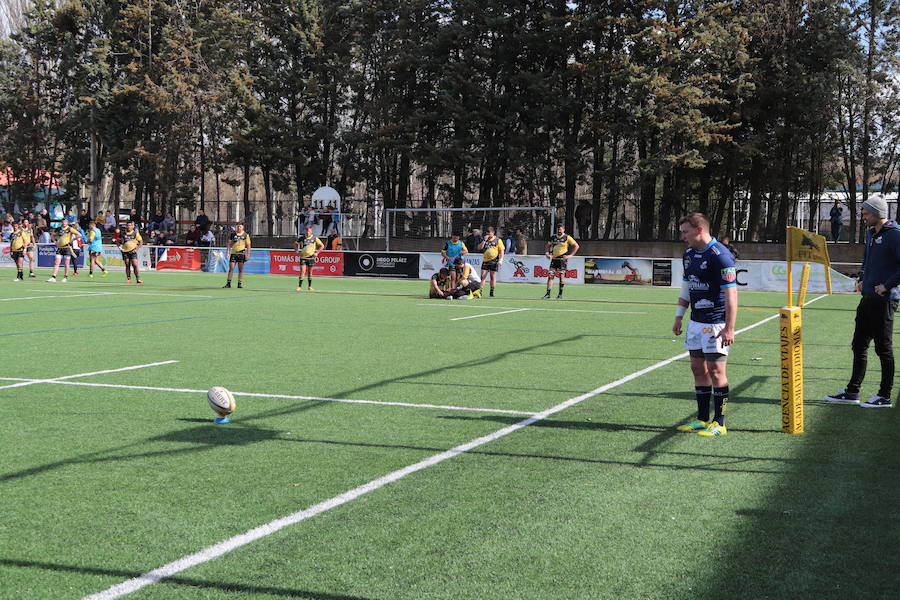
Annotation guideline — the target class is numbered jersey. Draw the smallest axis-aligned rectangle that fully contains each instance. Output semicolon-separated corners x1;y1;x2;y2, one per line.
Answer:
231;232;250;254
682;238;736;325
296;235;321;258
549;234;576;258
482;237;504;262
120;230;142;252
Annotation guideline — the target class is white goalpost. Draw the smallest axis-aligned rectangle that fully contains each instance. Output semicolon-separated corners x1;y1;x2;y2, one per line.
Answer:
384;206;555;251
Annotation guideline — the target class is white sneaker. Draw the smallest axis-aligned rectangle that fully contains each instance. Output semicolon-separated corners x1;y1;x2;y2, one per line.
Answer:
47;276;56;282
61;277;67;282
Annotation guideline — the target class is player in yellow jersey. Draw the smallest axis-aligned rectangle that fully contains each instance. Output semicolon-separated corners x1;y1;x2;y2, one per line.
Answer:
224;223;251;288
48;223;78;282
453;257;482;299
116;221;144;283
478;226;505;297
20;218;37;277
8;222;27;281
293;225;324;291
543;223;579;299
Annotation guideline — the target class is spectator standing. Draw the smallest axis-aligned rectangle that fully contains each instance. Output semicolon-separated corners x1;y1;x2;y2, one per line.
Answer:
95;211;106;229
195;209;211;233
162;212;176;232
575;200;592;240
1;217;12;241
331;205;341;235
66;208;77;225
825;196;900;408
515;228;528;255
39;228;52;244
464;228;481;256
129;208;142;231
320;204;333;236
504;230;517;255
720;235;740;260
79;209;92;230
830;200;844;243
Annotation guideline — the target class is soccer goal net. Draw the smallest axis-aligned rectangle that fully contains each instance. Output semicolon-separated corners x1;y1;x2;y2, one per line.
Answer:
384;206;555;251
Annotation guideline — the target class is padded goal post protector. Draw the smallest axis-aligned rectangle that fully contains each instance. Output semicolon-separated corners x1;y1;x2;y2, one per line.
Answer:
780;306;804;434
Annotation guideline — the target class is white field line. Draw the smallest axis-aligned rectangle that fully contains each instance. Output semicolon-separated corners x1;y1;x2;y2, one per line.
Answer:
0;292;116;302
449;308;529;321
418;303;646;315
0;361;179;391
26;288;213;298
82;294;827;600
0;379;536;416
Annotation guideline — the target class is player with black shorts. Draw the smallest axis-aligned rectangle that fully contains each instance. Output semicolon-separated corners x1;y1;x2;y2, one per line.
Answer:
453;257;482;299
21;219;36;277
48;223;78;282
543;224;579;299
9;222;26;281
116;221;144;283
478;226;505;297
429;268;454;298
672;213;737;437
223;223;251;288
294;225;324;291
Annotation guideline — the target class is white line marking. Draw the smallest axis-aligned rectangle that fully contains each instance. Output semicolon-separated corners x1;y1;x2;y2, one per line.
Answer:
0;361;179;391
26;288;213;298
3;379;535;416
82;295;827;600
0;292;116;302
418;303;646;315
449;308;529;321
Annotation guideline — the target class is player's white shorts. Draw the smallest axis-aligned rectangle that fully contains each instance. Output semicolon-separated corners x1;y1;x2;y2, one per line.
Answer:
685;320;730;356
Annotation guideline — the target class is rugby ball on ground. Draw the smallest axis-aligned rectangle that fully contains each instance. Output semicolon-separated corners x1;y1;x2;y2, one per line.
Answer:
207;386;236;416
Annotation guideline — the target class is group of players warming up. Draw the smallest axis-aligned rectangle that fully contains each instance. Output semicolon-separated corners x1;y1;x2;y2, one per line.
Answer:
430;224;580;300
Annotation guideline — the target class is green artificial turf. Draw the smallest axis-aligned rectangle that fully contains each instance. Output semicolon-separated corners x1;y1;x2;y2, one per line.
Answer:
0;270;896;599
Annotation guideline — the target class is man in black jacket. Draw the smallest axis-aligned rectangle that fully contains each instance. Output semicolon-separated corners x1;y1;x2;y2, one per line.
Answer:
826;196;900;408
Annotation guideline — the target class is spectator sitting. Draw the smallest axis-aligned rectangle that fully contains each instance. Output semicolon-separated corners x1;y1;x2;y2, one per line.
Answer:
148;229;162;245
464;228;481;255
104;212;116;232
66;208;77;225
95;211;105;228
149;210;164;232
129;208;142;230
195;209;211;233
37;209;49;229
162;212;176;231
38;228;52;244
185;225;201;246
162;230;176;246
200;229;215;246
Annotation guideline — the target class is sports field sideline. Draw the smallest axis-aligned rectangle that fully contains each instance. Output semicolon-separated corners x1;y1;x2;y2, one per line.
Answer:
0;272;896;600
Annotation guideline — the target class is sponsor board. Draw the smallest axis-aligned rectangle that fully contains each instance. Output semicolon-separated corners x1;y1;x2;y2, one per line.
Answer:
0;243;13;267
36;243;85;268
344;252;419;278
419;253;584;284
269;251;344;277
733;260;854;293
584;258;653;285
156;247;202;271
99;244;151;271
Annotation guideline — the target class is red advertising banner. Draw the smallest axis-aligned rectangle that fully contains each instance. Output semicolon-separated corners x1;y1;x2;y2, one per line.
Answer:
269;250;344;277
156;248;201;271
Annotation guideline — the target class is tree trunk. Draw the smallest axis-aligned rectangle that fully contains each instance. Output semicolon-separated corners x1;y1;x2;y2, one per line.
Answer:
603;133;619;240
242;160;251;224
637;135;657;240
591;138;605;240
746;156;764;241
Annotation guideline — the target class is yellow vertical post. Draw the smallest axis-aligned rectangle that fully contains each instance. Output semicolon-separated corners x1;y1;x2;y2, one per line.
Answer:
780;306;804;434
797;263;811;308
786;227;793;307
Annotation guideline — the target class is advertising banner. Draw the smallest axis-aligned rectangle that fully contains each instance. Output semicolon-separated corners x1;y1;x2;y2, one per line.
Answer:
344;252;419;278
733;260;855;293
155;247;202;271
0;243;12;267
36;243;85;268
99;244;151;271
583;257;672;286
204;248;229;273
419;253;584;284
269;250;344;277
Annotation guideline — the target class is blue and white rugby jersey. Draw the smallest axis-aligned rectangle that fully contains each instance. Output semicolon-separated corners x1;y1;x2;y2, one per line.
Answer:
682;238;736;324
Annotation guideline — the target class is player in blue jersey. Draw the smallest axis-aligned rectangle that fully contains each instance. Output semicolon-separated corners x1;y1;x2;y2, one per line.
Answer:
85;222;108;278
441;233;468;288
672;213;738;437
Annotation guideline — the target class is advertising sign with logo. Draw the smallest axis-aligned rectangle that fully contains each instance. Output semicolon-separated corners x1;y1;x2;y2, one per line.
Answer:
269;250;344;277
734;260;855;293
100;244;151;271
155;247;202;271
584;258;653;285
0;243;13;267
344;252;419;278
36;243;85;268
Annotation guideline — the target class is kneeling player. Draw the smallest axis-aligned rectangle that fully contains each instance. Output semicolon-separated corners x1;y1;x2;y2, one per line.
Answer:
429;268;453;298
224;223;251;288
453;257;482;299
672;213;737;438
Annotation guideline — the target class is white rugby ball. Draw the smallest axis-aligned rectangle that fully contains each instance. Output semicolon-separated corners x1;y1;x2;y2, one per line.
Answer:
207;386;236;416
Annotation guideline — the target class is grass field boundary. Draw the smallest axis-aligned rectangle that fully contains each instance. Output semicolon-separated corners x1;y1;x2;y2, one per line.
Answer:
82;294;827;600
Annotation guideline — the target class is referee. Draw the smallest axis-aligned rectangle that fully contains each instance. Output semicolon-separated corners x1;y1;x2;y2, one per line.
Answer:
826;196;900;408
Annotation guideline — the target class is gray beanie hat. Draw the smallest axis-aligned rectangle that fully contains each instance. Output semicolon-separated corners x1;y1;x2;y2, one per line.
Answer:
862;194;888;219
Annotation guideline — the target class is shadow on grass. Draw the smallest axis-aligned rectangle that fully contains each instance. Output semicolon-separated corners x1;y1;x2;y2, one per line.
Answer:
0;558;374;600
685;404;900;600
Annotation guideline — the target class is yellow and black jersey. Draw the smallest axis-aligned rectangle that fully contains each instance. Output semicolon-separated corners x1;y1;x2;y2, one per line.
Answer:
9;230;26;251
296;235;321;259
56;227;76;248
549;234;577;258
482;237;505;262
456;262;472;280
231;232;251;254
21;228;33;248
120;230;142;252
